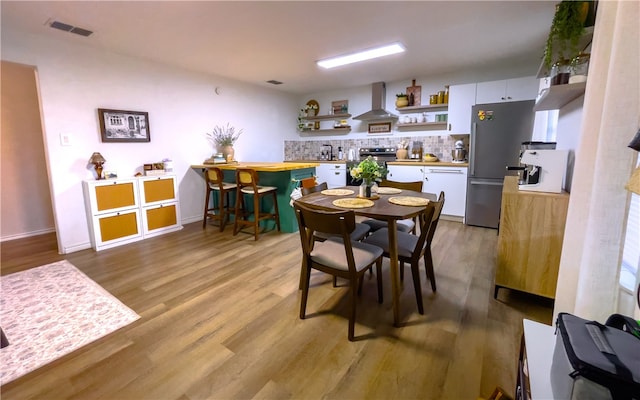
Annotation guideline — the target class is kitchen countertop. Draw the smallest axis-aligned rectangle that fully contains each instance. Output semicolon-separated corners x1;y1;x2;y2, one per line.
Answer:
285;159;469;167
192;162;319;171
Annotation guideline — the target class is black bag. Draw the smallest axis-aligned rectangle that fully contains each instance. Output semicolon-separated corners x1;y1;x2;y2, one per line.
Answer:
551;312;640;400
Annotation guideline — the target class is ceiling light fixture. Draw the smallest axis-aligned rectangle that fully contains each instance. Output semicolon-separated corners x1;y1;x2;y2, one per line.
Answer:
316;42;405;69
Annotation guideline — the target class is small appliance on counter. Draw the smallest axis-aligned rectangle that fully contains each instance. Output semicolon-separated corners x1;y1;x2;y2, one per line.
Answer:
518;149;568;193
507;141;557;184
451;140;467;163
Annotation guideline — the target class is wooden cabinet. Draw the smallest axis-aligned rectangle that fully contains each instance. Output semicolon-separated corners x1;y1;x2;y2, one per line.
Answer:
495;176;569;299
423;166;467;217
83;175;182;251
138;175;182;238
447;83;477;134
476;76;539;104
315;163;346;189
83;178;143;251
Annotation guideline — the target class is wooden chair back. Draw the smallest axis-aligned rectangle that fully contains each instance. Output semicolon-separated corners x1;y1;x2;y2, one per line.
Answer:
236;168;259;192
301;182;328;196
380;179;423;192
205;167;225;188
426;191;445;244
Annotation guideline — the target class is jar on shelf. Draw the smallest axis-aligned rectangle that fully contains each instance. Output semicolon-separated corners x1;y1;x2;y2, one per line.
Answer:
569;52;590;84
429;94;438;105
444;85;449;104
550;59;571;86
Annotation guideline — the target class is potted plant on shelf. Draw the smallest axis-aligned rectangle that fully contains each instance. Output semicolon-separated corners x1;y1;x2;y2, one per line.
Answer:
396;93;409;108
207;123;243;162
543;0;595;72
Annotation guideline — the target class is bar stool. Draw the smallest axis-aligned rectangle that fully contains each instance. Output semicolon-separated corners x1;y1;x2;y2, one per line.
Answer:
233;168;281;240
203;167;236;231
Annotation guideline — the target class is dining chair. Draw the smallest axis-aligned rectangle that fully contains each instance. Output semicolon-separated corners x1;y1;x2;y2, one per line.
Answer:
362;192;444;315
203;167;236;231
298;182;371;289
301;182;371;242
293;201;384;341
361;179;424;234
233;168;281;240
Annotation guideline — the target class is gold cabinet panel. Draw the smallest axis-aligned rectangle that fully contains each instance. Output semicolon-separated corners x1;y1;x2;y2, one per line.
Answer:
142;178;175;204
145;204;177;231
98;212;139;242
95;182;137;211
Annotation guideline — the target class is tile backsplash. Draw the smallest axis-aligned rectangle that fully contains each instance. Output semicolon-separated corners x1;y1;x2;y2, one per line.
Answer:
285;135;468;162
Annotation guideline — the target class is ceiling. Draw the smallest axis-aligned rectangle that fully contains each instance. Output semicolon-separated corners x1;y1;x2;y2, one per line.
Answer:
1;1;557;94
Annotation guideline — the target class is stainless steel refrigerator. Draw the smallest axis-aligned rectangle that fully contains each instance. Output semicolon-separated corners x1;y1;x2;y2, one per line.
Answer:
465;100;535;228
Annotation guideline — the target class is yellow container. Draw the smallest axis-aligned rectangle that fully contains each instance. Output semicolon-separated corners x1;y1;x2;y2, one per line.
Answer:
429;94;438;105
437;91;445;104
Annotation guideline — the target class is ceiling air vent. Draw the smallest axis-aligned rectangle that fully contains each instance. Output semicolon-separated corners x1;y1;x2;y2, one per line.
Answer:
49;20;93;37
266;80;283;85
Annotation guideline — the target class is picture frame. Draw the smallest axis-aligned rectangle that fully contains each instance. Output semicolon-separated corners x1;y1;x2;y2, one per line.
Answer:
98;108;150;142
368;122;392;134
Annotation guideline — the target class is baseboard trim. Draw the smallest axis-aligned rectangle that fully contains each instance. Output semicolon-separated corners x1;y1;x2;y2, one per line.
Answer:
0;228;56;243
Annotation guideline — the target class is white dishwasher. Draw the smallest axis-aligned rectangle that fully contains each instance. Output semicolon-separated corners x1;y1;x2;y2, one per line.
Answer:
423;166;468;218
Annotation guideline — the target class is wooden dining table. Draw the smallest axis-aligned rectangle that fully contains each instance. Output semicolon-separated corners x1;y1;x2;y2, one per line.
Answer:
294;186;438;326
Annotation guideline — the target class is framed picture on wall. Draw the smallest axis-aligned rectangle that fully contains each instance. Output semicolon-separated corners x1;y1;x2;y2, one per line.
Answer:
98;109;150;142
368;122;392;134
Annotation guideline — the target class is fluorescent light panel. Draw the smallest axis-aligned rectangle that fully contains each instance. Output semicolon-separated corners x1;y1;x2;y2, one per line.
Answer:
317;43;405;69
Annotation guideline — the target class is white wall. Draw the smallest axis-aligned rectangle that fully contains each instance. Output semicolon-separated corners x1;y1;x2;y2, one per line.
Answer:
1;29;299;253
555;95;585;193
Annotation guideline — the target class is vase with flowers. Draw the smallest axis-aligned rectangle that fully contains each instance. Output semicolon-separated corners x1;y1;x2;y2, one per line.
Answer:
350;156;386;198
206;123;243;162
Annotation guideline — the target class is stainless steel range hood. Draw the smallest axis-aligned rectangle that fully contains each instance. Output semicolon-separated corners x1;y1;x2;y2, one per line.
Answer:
353;82;398;121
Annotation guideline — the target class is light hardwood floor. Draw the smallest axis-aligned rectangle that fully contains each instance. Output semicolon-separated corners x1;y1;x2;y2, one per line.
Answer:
1;220;552;399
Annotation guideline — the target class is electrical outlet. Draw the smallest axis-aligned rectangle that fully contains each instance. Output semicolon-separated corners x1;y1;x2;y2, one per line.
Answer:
60;133;72;146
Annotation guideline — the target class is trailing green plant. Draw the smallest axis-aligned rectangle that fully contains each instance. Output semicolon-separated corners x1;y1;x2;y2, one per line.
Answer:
544;1;590;70
396;93;407;98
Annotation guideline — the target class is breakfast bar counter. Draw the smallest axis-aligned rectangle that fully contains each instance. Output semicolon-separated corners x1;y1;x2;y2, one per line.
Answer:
191;162;319;233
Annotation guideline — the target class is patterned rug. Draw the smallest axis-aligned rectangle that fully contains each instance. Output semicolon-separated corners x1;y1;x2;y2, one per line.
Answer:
0;260;140;385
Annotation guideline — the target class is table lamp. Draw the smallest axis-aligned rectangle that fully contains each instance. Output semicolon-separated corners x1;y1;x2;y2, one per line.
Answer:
89;152;106;180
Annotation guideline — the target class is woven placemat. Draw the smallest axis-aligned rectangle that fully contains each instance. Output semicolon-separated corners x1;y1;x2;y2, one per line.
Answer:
321;189;355;196
376;187;402;194
388;196;429;206
332;198;375;209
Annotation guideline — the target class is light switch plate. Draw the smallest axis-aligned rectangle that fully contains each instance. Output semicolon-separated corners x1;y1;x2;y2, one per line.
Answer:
60;133;72;146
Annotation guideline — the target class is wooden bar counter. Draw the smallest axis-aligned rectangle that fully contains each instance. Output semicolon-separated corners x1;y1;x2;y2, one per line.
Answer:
192;162;319;233
495;176;569;299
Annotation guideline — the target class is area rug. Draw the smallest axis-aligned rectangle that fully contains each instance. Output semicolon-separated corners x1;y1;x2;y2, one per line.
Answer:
0;260;140;385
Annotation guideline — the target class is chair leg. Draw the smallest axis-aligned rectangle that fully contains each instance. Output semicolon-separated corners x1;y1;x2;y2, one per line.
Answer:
217;191;226;232
348;280;358;341
299;264;312;319
411;261;424;314
424;248;437;292
253;193;261;241
376;258;383;304
333;276;338;287
233;190;243;236
203;188;211;229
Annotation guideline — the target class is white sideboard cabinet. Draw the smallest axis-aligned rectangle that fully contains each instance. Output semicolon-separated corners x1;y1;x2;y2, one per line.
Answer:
83;175;182;251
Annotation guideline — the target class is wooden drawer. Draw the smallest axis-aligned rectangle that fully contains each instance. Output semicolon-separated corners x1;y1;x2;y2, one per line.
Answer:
142;202;181;238
92;208;143;250
139;176;177;206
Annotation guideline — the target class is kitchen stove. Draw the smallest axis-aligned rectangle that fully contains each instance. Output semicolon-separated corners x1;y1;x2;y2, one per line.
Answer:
346;147;396;186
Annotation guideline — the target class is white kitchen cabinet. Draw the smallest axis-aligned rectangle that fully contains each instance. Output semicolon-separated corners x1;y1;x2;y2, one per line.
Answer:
423;166;468;217
385;165;425;185
138;175;182;238
476;76;539;104
447;83;477;134
386;164;468;218
315;163;346;188
83;178;143;251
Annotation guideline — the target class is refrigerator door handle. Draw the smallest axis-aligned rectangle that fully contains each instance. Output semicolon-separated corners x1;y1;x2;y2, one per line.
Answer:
470;122;477;176
469;180;504;186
